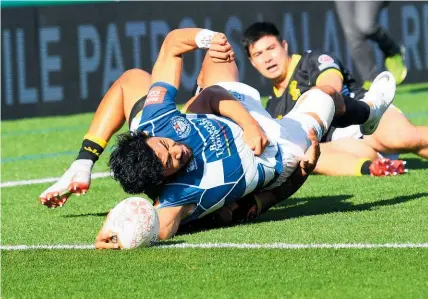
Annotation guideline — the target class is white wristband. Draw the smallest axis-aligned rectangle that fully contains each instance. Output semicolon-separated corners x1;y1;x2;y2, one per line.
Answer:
195;29;217;49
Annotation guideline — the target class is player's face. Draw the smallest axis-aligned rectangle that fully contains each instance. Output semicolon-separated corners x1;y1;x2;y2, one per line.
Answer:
248;35;288;81
146;137;193;177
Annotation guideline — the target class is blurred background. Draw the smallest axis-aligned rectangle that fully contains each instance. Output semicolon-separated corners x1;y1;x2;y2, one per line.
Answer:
2;0;427;120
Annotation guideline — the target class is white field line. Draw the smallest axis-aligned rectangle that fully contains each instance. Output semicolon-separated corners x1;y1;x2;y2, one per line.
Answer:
1;243;428;251
0;172;111;188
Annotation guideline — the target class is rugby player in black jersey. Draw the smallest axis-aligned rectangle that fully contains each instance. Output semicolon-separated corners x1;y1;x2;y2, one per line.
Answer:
240;22;428;176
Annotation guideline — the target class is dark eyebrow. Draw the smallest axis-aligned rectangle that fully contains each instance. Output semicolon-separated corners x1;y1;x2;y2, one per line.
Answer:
162;142;173;168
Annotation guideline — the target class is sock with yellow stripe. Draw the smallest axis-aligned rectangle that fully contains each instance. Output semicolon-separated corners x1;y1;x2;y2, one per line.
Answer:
76;134;107;162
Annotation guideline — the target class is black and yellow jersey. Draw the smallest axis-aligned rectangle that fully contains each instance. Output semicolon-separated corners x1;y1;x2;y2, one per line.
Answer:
266;50;367;120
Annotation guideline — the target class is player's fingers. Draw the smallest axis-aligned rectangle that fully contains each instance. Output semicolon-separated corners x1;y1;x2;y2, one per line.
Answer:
253;142;262;156
95;240;120;250
262;135;270;148
230;52;235;61
211;33;228;45
209;42;232;53
307;128;317;140
208;49;233;61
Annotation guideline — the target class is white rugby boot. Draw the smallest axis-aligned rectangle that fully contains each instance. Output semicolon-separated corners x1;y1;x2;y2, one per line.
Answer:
360;71;396;135
39;159;93;208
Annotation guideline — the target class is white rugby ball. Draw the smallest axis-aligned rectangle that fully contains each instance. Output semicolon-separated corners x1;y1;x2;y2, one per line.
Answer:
105;197;159;249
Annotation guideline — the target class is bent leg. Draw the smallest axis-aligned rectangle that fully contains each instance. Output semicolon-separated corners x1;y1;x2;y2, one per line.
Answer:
363;106;428;159
314;139;379;176
87;69;152;142
182;53;239;113
39;69;152;207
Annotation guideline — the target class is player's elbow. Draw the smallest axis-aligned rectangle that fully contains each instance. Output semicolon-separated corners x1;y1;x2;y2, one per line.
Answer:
162;29;185;56
158;228;174;240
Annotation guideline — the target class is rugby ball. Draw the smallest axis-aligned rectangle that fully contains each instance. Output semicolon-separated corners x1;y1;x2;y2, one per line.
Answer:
105;197;159;249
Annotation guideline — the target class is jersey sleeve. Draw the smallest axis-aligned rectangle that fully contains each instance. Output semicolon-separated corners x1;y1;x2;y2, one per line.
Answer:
305;50;345;85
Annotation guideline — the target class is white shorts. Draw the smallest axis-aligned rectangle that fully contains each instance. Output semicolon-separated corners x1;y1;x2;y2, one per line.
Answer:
215;82;335;189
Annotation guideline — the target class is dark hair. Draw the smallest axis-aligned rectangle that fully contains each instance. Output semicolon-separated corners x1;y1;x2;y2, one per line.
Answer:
241;22;282;57
108;132;164;194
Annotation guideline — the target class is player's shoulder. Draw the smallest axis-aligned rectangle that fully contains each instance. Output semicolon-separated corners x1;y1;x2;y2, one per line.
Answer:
303;49;343;72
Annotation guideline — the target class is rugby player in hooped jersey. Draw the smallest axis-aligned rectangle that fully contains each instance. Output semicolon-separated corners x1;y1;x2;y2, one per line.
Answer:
241;22;428;176
101;26;395;245
39;28;395;248
39;28;317;246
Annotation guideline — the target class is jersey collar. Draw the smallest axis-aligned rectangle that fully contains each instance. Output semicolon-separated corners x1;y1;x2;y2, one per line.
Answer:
273;54;302;97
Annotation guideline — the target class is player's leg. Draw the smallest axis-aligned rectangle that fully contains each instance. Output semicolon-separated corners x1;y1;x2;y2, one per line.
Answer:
182;52;239;113
363;106;428;159
39;69;152;208
87;69;152;140
335;1;378;84
314;139;378;176
355;1;406;84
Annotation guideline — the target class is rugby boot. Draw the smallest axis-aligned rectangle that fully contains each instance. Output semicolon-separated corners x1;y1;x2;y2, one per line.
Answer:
360;71;396;135
369;158;407;177
39;159;93;208
385;46;407;85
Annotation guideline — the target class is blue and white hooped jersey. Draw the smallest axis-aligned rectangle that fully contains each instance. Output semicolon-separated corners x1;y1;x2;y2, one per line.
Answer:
130;81;282;223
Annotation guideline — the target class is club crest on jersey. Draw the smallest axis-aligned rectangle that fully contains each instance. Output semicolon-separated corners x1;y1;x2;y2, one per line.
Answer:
171;116;191;138
144;86;166;107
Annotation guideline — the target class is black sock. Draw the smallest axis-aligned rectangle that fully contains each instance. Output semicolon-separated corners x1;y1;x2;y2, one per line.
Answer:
332;96;370;127
360;160;372;176
76;135;106;162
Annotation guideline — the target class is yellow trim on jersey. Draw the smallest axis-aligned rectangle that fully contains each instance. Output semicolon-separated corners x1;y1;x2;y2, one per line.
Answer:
84;134;107;149
315;69;344;86
273;54;302;97
354;158;371;176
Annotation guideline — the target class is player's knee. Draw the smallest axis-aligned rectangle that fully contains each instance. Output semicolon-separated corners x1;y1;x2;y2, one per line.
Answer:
311;86;345;115
355;21;378;37
119;69;151;86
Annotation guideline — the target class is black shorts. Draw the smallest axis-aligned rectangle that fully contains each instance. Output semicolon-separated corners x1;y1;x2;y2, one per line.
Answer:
128;95;147;130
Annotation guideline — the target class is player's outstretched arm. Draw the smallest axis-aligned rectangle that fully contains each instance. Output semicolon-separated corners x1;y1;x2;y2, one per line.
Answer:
151;28;234;90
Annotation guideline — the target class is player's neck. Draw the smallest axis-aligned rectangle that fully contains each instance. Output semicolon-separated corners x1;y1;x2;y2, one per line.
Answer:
273;56;292;93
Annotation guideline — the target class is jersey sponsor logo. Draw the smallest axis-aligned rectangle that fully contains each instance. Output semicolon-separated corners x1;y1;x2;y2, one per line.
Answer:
171;116;191;138
317;54;339;71
144;86;166;107
199;118;230;159
288;80;301;101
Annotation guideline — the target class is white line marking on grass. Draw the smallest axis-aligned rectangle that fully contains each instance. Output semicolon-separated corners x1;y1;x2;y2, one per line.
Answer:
2;243;428;251
0;244;95;250
156;243;428;249
0;172;111;188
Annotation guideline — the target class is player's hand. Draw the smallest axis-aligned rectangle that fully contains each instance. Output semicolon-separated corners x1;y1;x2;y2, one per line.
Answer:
208;33;235;63
95;220;122;250
298;129;320;176
243;122;270;156
39;160;93;209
